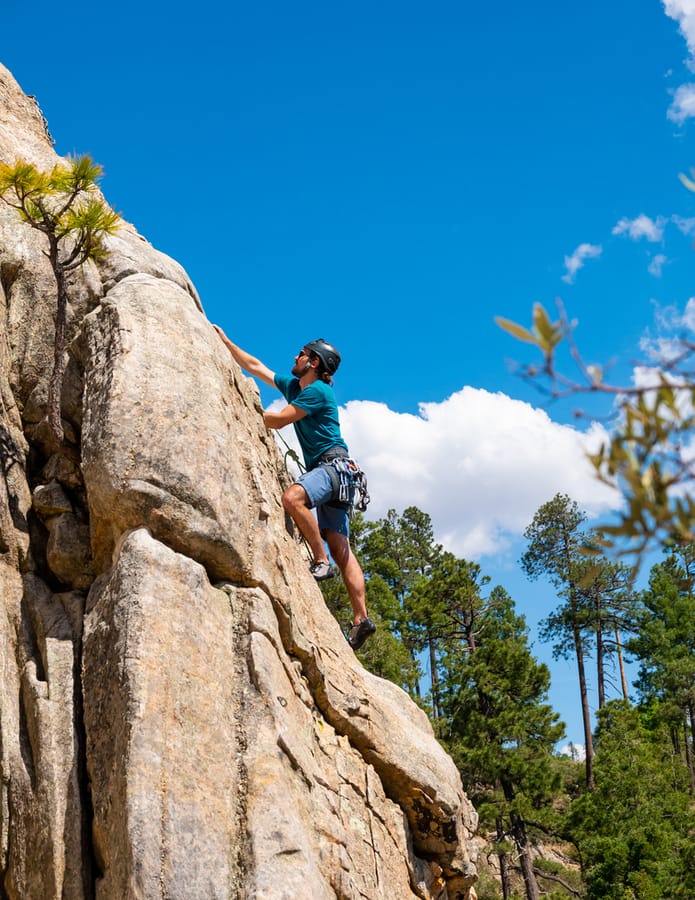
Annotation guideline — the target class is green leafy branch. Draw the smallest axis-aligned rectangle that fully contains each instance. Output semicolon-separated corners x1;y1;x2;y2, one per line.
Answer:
496;301;695;557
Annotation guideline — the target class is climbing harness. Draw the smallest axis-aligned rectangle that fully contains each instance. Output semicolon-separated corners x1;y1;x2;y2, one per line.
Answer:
276;433;370;513
273;431;370;574
324;456;370;512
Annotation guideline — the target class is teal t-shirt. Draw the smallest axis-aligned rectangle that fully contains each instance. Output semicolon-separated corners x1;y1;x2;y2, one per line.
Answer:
274;374;348;469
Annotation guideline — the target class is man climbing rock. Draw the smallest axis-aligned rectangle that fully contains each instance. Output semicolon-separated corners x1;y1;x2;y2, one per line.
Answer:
213;326;376;652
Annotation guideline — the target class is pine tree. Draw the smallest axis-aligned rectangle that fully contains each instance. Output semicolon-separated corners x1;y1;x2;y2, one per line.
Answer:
410;551;492;720
572;549;637;708
0;156;119;450
441;589;566;900
521;494;596;788
568;701;695;899
628;545;695;792
319;512;419;689
359;507;441;696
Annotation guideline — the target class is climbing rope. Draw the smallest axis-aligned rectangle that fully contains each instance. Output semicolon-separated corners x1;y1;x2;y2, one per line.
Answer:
273;430;314;561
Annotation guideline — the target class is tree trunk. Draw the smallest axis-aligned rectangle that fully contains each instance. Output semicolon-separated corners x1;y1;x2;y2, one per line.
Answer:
671;724;681;757
496;816;512;900
465;610;477;653
573;625;595;790
408;644;421;699
595;588;605;709
47;251;67;449
510;811;540;900
561;523;594;789
428;634;440;720
615;625;629;700
686;703;695;796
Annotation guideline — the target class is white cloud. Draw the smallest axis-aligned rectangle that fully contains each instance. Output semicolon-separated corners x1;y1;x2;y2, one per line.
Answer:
664;1;695;59
273;389;618;559
561;243;602;284
663;3;695;120
671;214;695;234
630;364;675;390
668;82;695;122
657;296;695;338
643;297;695;347
330;387;620;559
683;296;695;330
612;214;666;242
648;253;668;276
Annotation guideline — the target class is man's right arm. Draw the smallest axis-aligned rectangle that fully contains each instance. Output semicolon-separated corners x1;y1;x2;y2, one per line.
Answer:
213;325;276;388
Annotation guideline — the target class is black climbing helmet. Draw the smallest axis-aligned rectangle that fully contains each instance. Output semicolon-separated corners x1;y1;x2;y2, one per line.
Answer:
304;338;341;375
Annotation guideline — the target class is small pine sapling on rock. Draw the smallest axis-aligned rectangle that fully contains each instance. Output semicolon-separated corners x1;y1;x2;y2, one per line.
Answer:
0;155;119;450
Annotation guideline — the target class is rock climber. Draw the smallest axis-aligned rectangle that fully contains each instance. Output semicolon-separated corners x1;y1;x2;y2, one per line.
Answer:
213;325;376;652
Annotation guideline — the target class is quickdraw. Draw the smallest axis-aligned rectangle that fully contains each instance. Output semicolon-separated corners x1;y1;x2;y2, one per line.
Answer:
328;457;371;512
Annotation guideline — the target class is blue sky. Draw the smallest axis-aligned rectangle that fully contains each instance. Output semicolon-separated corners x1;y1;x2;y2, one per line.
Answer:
4;1;695;746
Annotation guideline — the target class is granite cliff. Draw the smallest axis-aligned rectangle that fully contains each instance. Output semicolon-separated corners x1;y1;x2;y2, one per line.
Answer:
0;63;478;899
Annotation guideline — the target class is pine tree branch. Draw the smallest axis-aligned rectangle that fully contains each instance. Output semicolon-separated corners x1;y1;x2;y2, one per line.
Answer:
532;866;582;896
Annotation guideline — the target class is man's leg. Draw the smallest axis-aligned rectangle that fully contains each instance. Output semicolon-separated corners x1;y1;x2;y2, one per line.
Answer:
324;529;368;625
282;483;329;566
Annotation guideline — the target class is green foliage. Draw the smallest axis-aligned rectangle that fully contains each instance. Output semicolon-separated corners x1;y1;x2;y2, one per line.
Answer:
356;621;418;685
521;493;639;787
325;503;695;899
553;754;586;805
319;514;420;688
521;494;587;589
411;551;491;649
538;550;636;672
411;552;493;717
495;180;695;893
522;493;598;790
629;546;695;714
443;590;565;809
0;156;118;263
357;507;442;694
322;569;418;685
587;381;695;556
495;302;565;363
568;701;695;899
360;506;441;606
441;589;566;900
470;870;505;900
0;155;118;448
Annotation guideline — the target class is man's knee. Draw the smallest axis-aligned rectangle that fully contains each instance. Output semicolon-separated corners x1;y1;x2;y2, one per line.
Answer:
282;484;309;514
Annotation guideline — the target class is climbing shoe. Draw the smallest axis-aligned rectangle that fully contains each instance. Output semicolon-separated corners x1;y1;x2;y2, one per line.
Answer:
310;560;336;581
347;617;376;651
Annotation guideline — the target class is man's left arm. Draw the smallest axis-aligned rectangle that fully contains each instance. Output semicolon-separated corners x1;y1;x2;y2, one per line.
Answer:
263;404;307;430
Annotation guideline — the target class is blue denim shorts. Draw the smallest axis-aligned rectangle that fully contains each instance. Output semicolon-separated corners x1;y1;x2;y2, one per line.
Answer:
296;465;353;537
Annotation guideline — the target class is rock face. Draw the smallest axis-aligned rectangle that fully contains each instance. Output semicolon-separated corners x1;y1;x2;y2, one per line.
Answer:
0;63;478;899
